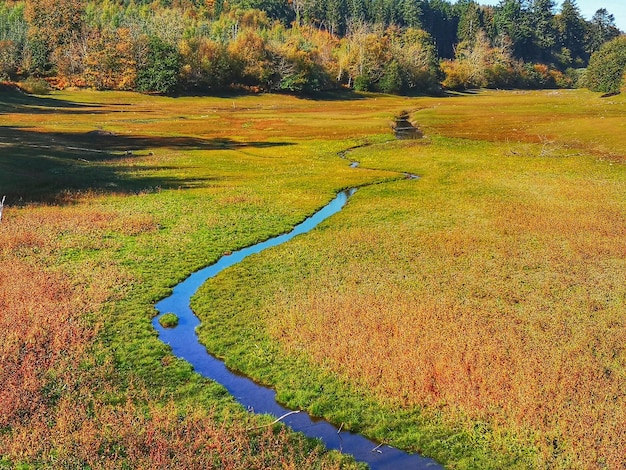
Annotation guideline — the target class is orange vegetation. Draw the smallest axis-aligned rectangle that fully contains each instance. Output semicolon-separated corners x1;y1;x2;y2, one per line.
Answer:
267;152;626;468
0;206;344;469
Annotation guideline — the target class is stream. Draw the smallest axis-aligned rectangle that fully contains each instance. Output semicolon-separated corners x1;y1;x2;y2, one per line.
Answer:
153;156;442;469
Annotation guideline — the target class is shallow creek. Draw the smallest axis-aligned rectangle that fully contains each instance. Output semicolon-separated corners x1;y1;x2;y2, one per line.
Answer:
154;159;441;469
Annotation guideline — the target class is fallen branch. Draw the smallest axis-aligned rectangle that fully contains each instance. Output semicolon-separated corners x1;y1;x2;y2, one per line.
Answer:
0;195;5;223
371;443;384;454
246;410;301;431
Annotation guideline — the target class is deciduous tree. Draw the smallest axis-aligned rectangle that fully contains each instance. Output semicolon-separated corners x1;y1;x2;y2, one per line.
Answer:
24;0;86;73
136;36;181;94
584;35;626;94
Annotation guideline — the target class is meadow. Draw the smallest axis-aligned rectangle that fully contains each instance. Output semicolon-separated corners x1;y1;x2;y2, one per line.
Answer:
0;86;624;469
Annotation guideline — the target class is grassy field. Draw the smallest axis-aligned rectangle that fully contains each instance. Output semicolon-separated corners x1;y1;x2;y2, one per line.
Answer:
1;86;624;469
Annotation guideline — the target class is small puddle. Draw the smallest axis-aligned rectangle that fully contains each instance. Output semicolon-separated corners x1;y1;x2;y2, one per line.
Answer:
154;177;441;470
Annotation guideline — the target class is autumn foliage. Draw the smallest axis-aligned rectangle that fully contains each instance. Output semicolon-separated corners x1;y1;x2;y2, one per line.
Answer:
2;0;613;94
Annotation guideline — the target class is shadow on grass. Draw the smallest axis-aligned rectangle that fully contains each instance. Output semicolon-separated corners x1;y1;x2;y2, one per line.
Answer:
298;89;367;101
171;87;367;102
0;84;111;115
443;89;484;96
0;125;293;203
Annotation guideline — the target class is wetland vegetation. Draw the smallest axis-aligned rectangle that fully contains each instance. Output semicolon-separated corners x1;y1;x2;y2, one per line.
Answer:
0;85;625;469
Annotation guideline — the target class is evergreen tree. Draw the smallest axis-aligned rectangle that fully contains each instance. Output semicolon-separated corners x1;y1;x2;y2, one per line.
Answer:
327;0;348;35
493;0;534;61
587;8;620;54
371;0;387;25
401;0;422;28
530;0;556;63
421;0;457;58
456;0;483;44
555;0;587;67
348;0;367;23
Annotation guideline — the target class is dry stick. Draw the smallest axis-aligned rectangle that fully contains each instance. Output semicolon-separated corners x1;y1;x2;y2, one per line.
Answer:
246;410;301;431
371;443;384;454
0;195;5;223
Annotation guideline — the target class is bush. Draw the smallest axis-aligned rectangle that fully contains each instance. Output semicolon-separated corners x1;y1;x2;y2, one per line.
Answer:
584;36;626;94
353;74;371;92
19;77;51;95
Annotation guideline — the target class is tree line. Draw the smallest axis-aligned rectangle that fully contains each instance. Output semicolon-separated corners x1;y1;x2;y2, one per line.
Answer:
0;0;623;95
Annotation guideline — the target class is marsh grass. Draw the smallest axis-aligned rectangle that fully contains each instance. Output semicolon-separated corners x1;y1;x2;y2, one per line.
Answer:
159;312;179;328
1;88;624;469
193;91;625;468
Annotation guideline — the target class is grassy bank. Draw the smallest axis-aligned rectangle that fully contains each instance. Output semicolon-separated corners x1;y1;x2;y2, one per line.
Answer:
1;87;624;468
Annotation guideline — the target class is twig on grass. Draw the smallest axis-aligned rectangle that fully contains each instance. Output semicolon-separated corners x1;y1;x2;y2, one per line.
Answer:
0;195;5;223
246;410;301;431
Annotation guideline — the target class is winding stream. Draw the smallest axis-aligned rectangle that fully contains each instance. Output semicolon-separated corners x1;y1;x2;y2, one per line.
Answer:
153;153;441;469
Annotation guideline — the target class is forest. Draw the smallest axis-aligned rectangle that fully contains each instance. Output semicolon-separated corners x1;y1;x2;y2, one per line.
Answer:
0;0;623;95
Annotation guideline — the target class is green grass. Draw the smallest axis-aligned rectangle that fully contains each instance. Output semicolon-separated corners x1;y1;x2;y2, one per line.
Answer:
158;312;179;328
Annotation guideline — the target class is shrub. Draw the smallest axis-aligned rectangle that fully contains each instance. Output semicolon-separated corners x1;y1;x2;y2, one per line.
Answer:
19;76;51;94
353;74;371;91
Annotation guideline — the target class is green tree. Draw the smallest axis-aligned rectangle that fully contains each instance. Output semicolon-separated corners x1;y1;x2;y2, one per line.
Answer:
0;3;27;79
456;0;483;44
530;0;557;63
327;0;347;35
584;35;626;94
421;0;457;58
555;0;587;67
348;0;367;23
401;0;421;28
493;0;533;61
379;59;401;92
587;8;620;54
136;36;181;94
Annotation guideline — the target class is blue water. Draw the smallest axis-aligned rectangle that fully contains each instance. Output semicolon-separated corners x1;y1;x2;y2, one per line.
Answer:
153;188;441;470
